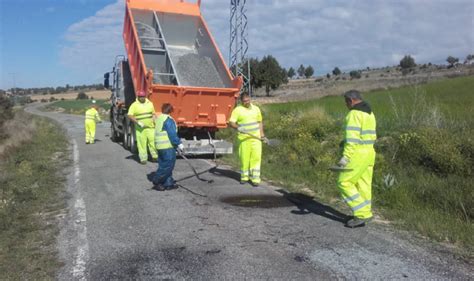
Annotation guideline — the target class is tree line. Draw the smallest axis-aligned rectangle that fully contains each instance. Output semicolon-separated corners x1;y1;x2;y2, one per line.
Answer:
2;83;105;96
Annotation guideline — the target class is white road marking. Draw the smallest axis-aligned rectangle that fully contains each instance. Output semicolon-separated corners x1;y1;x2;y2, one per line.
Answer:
71;140;90;280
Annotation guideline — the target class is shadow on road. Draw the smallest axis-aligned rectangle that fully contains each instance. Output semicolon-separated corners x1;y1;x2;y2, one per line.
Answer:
125;154;141;164
276;189;350;224
209;167;240;182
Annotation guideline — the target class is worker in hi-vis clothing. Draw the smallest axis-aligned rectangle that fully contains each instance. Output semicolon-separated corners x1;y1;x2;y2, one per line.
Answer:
336;90;377;228
152;103;183;191
228;92;267;187
127;90;158;164
84;100;102;144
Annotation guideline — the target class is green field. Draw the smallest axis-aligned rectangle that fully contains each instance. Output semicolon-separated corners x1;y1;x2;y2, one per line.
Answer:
219;76;474;254
48;99;109;119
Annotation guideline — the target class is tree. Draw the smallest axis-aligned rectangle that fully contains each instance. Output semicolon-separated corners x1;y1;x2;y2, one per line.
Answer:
247;57;261;91
257;55;286;96
76;92;88;100
332;67;341;76
297;64;305;78
466;54;474;61
281;68;289;84
326;73;330;79
400;55;416;69
287;67;296;79
304;65;314;78
446;56;459;67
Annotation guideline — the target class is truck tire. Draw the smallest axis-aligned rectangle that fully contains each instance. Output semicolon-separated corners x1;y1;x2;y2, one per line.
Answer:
110;123;120;142
129;124;138;154
110;110;120;142
123;120;130;150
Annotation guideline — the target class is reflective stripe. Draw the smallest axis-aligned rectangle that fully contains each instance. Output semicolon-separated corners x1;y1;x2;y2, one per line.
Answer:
343;193;360;203
352;200;371;211
136;115;153;120
240;170;250;175
156;132;168;136
135;111;153;117
239;121;259;127
346;126;361;131
361;130;376;135
155;140;171;145
239;126;260;133
346;138;375;145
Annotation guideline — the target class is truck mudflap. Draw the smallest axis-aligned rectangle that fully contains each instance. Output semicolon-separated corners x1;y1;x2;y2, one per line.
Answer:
181;139;232;155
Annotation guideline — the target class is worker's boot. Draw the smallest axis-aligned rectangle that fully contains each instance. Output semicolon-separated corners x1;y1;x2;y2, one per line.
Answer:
345;217;372;228
152;184;166;191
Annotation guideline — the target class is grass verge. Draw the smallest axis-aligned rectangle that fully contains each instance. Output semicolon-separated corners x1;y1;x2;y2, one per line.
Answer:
218;75;474;256
0;109;69;279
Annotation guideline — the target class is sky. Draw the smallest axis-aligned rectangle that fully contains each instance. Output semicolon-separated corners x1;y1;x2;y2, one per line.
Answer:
0;0;473;89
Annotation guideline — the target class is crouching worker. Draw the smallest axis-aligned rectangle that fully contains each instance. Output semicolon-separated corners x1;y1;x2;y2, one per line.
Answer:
85;100;102;144
152;103;184;191
337;90;377;228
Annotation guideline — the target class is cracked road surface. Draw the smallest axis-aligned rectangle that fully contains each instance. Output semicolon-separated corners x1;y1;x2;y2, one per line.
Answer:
26;104;472;280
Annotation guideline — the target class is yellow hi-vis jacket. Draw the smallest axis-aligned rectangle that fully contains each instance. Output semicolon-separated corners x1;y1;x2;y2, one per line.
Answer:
343;105;377;160
229;103;262;141
154;114;176;150
127;99;155;128
85;108;101;123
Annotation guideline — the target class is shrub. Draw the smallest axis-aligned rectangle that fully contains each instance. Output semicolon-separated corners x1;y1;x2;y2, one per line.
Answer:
76;92;88;100
349;70;361;79
0;95;13;140
397;128;471;176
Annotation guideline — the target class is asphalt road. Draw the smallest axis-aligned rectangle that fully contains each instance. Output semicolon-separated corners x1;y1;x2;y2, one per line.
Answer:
26;104;472;280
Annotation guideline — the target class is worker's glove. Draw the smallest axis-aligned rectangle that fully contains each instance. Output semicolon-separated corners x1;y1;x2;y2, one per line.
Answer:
137;121;144;128
261;136;269;144
338;156;349;167
176;143;185;154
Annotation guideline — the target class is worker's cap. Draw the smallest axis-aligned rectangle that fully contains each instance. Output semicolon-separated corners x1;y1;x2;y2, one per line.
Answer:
137;90;147;97
343;90;362;100
91;100;96;104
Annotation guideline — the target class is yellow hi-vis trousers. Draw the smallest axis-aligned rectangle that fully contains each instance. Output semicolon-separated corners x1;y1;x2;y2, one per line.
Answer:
136;127;158;162
337;148;375;219
239;138;262;183
85;120;96;144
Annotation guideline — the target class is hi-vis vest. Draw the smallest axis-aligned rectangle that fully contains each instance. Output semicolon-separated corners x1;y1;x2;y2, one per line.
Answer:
229;104;262;141
343;109;377;158
154;114;176;150
85;108;100;123
128;99;155;128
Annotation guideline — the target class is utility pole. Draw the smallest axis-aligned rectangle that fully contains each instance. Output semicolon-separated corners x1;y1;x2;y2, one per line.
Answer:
229;0;251;95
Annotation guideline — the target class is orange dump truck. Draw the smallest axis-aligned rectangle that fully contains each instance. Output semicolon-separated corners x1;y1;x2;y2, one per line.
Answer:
105;0;242;154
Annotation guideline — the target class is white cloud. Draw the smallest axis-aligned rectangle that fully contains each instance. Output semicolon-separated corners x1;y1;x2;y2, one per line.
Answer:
60;0;473;84
59;0;124;83
202;0;474;73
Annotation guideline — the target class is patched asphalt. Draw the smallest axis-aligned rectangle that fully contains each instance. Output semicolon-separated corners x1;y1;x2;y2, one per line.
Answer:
26;104;473;280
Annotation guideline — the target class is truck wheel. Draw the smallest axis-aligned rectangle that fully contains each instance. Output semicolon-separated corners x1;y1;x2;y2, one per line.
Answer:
110;120;120;142
130;125;137;154
123;121;130;150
